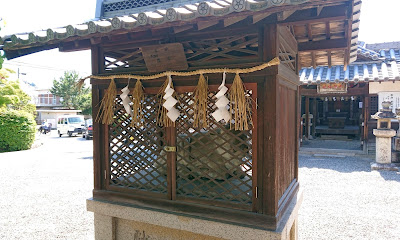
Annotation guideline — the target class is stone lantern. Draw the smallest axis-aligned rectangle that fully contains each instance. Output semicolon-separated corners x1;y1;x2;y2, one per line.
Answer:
371;101;396;164
391;108;400;163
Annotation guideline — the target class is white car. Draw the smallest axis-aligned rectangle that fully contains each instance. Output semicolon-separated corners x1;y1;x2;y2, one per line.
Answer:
57;115;85;137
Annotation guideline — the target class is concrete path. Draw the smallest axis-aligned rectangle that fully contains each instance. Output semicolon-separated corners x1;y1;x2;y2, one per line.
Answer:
0;131;94;240
1;131;399;239
298;153;400;240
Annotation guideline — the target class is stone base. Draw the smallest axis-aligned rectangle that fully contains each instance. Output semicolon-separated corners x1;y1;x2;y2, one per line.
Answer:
373;129;396;164
371;162;400;171
87;191;303;240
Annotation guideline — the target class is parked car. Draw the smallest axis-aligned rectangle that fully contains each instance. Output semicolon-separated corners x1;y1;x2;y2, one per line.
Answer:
57;115;85;137
83;119;93;140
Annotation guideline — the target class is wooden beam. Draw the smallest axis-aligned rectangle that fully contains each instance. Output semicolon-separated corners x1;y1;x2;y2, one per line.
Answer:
328;51;332;68
224;16;247;27
278;4;347;26
277;10;296;21
253;12;273;24
173;25;193;34
317;6;324;16
90;37;102;45
307;23;313;41
59;40;91;52
325;22;331;39
278;26;298;53
298;38;347;52
311;51;316;69
197;20;219;31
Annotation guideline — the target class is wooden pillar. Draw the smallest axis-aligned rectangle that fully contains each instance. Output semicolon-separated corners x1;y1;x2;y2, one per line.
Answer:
363;95;370;145
91;45;105;191
262;23;279;217
261;24;300;227
305;97;310;139
312;98;317;137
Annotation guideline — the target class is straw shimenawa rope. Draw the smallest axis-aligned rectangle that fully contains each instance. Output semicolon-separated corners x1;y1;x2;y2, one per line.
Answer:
96;78;117;125
77;57;280;85
131;79;144;127
193;74;208;128
229;73;252;131
86;57;279;126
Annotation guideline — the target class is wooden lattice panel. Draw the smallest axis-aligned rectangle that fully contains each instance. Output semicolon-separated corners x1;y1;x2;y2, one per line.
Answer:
104;48;146;72
102;34;259;73
184;34;258;64
370;95;378;116
279;41;296;72
109;95;168;194
175;91;253;205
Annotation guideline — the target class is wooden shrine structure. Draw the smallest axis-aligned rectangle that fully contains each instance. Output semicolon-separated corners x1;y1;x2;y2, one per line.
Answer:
300;41;400;153
0;0;362;239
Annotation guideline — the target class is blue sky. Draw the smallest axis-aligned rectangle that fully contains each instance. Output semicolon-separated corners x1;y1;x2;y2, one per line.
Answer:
0;0;398;88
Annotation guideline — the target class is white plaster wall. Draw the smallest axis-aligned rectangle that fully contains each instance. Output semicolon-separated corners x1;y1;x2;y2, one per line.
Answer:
369;82;400;94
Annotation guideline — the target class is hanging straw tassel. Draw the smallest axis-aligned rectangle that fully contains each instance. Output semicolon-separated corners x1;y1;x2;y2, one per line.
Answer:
193;74;208;128
96;78;117;125
76;77;86;91
229;73;252;130
157;77;174;127
131;79;144;128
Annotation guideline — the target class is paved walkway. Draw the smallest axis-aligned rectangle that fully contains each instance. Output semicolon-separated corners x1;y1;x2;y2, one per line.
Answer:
298;153;400;240
1;131;399;239
0;131;94;240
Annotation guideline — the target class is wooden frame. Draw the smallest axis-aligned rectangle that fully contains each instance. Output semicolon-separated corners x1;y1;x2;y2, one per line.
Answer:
88;8;336;229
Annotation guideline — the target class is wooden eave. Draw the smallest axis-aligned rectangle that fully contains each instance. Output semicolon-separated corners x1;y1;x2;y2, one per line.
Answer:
1;0;361;68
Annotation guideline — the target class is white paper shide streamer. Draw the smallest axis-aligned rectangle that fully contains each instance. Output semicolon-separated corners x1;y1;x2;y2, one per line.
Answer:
120;84;133;117
212;71;231;122
163;75;180;122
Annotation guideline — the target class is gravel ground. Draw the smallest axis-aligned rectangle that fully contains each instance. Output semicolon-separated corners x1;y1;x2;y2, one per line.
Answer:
298;153;400;240
1;131;399;240
0;131;94;240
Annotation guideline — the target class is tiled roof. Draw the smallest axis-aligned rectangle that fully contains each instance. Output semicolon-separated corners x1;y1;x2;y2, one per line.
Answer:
0;0;312;48
357;42;381;61
300;44;400;84
1;0;361;66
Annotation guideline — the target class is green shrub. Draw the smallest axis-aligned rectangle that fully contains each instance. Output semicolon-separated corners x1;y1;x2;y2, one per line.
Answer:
0;109;36;152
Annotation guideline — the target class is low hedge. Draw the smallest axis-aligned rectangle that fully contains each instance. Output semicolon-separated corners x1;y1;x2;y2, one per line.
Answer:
0;109;36;152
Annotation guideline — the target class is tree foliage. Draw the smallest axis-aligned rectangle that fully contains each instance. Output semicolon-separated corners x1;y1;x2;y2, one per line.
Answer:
0;18;5;69
0;109;36;152
0;69;36;115
50;71;92;115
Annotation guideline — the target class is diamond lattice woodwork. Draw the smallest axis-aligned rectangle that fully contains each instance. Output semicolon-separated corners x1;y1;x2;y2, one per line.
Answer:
109;95;168;194
175;91;253;206
103;34;259;73
107;87;254;208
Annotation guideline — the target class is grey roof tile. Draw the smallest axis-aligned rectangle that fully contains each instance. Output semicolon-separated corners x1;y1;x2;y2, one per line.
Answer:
300;42;400;84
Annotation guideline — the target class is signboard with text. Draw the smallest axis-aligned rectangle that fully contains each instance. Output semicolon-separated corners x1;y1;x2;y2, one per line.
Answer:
318;83;347;94
141;43;188;72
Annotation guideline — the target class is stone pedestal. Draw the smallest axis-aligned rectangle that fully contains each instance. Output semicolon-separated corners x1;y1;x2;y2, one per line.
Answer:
87;191;303;240
373;129;396;164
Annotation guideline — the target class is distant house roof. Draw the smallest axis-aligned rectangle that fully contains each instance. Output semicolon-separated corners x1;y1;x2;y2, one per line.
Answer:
300;42;400;85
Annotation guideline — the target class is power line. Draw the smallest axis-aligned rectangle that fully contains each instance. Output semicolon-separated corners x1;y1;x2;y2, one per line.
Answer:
4;60;90;74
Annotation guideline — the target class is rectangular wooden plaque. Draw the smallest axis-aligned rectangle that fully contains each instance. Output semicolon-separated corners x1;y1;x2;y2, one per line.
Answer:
318;83;347;94
141;43;188;72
